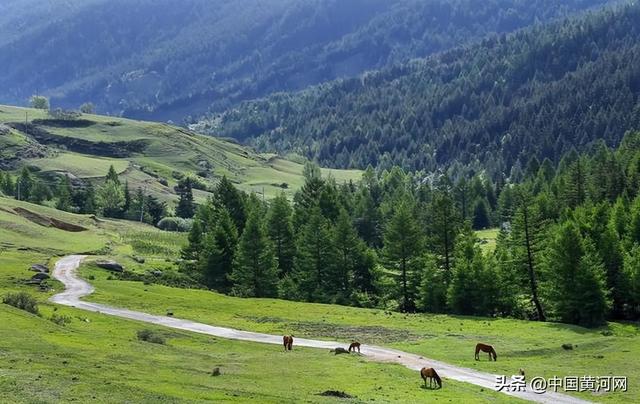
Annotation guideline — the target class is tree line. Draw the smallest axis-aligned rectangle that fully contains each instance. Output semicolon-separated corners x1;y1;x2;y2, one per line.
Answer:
180;132;640;327
4;132;640;327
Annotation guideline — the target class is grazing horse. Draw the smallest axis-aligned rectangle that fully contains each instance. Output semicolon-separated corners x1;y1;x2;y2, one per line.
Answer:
420;367;442;389
475;343;497;361
283;335;294;351
348;342;361;353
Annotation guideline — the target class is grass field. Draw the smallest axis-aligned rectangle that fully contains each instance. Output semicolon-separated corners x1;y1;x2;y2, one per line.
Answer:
0;197;519;403
82;271;639;403
0;105;362;204
476;228;499;254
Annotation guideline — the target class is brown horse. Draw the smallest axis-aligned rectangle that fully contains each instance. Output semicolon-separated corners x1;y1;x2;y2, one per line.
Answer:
283;335;293;351
475;343;497;361
420;367;442;389
348;342;361;353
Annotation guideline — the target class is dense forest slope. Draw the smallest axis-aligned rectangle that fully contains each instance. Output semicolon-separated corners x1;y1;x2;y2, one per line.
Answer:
210;2;640;177
0;0;610;122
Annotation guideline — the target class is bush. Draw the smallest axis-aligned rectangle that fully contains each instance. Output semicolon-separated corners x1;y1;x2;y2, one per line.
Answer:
157;217;193;232
137;329;165;344
3;292;39;315
50;313;72;326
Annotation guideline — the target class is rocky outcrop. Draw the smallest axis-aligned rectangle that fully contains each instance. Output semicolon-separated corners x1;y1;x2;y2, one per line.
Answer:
30;264;49;273
95;260;124;272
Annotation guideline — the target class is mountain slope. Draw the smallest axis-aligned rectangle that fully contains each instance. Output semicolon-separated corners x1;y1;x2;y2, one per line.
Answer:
210;1;640;176
0;105;361;203
0;0;610;122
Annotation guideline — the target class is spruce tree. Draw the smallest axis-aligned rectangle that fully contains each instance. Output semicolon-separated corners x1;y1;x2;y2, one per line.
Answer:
293;207;338;302
427;179;460;286
545;222;610;327
332;208;360;298
383;199;423;312
175;178;195;219
97;180;125;218
623;245;640;319
215;176;246;232
55;176;73;212
199;207;238;292
106;165;120;185
418;254;447;313
230;211;279;297
511;187;547;321
266;192;295;276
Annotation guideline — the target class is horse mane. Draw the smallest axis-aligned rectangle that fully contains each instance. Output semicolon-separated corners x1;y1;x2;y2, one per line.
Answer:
432;369;442;388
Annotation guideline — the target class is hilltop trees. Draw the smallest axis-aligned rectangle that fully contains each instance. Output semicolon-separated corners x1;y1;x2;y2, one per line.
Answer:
30;95;49;110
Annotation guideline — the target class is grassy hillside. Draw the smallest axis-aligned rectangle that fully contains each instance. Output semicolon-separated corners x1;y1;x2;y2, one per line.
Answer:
0;196;519;402
0;105;361;203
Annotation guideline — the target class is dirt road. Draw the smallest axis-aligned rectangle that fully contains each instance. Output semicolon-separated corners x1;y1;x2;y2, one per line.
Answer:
50;255;591;403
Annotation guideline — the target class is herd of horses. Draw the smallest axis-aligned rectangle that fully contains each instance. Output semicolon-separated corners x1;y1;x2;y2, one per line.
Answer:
282;335;505;390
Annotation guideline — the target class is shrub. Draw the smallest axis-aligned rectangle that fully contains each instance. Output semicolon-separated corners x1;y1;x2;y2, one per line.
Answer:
137;329;165;344
50;313;72;326
157;217;193;232
3;292;39;315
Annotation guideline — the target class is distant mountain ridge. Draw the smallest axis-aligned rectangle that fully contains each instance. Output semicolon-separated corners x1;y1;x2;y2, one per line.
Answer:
0;0;611;122
208;1;640;177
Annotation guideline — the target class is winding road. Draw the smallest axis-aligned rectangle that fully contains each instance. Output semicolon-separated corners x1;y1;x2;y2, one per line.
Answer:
50;255;590;404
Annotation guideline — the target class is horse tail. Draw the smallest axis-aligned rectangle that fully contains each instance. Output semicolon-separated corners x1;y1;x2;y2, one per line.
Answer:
433;370;442;388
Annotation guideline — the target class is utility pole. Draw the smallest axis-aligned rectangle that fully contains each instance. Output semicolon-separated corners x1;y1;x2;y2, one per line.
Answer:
139;188;146;223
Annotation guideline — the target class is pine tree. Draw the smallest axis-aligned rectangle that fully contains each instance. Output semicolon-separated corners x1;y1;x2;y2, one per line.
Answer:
511;187;547;321
199;207;238;292
15;167;34;201
0;172;15;196
447;226;497;315
81;182;97;214
230;210;279;297
332;208;360;298
266;192;295;276
472;198;491;230
544;222;610;327
175;178;195;219
106;165;120;185
215;176;246;232
623;245;640;319
383;199;423;312
418;254;447;313
182;219;203;261
97;180;125;218
293;207;338;302
427;179;460;286
55;176;73;212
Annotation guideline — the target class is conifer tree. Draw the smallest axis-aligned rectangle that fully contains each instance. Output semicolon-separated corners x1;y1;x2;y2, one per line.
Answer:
230;210;279;297
199;207;238;292
55;176;73;212
175;177;195;219
215;176;246;232
266;192;295;276
383;199;423;312
293;207;338;302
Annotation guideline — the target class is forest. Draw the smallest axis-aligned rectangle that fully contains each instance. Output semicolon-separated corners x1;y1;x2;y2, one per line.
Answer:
211;2;640;178
7;130;635;327
0;0;609;121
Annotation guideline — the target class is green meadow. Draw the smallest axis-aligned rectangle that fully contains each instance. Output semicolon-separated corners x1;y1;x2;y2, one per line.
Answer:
0;196;519;402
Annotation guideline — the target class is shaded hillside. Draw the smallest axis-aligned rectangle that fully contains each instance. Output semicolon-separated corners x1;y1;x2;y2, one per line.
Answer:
211;2;640;177
0;0;610;122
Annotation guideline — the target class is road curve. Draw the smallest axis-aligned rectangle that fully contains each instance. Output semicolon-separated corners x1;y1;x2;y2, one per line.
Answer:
50;255;590;404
